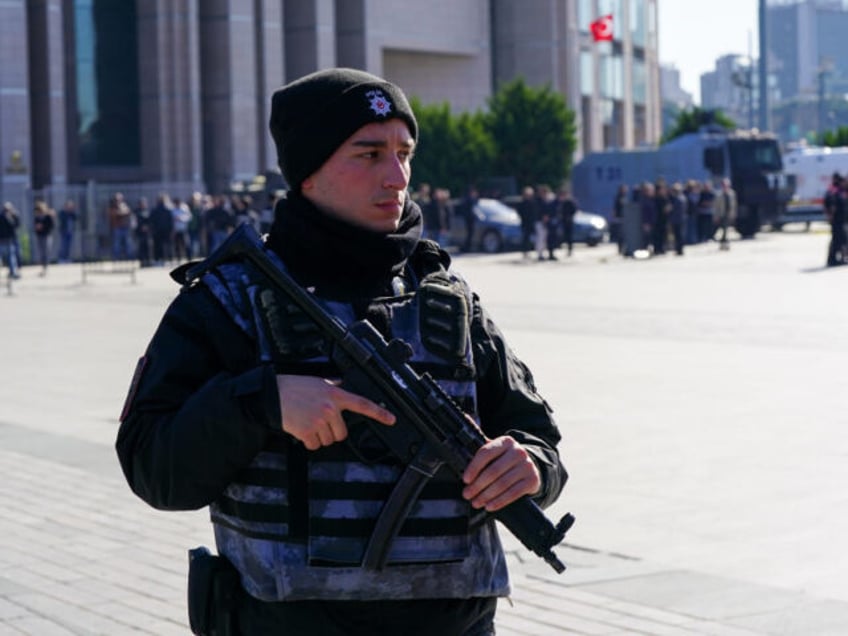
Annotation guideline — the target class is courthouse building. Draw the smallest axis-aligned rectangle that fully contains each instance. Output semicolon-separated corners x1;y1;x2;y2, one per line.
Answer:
0;0;660;215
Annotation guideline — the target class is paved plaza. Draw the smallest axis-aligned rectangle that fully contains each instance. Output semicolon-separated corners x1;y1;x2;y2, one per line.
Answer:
1;226;847;635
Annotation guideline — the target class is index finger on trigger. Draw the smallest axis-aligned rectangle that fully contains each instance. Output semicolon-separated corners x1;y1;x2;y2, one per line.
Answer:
340;391;396;426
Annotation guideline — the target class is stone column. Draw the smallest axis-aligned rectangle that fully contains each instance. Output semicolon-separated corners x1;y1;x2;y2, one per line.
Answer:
137;0;204;191
0;0;32;205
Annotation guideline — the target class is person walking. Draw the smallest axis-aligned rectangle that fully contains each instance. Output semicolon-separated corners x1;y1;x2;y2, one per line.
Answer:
669;183;686;256
204;195;234;254
825;173;846;266
116;67;566;636
133;197;153;267
458;186;479;253
57;199;78;263
555;187;578;257
150;194;175;266
713;178;738;251
171;197;193;263
108;193;134;260
0;202;20;279
517;186;537;259
611;184;628;255
33;199;56;276
697;181;716;243
640;182;656;253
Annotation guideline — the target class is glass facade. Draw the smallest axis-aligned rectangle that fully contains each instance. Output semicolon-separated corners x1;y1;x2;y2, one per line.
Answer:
581;50;594;96
577;0;593;32
598;0;622;38
600;54;623;99
72;0;140;166
632;58;647;104
630;0;645;47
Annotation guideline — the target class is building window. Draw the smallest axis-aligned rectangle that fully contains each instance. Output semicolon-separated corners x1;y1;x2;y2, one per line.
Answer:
578;0;593;32
72;0;140;166
600;54;623;99
598;0;622;38
630;0;645;48
581;50;594;96
633;58;647;104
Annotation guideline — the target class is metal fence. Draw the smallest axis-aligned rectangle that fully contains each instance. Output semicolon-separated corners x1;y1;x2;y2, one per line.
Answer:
3;180;201;265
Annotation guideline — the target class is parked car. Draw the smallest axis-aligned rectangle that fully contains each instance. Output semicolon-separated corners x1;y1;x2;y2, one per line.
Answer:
571;210;608;247
448;198;524;253
445;198;608;253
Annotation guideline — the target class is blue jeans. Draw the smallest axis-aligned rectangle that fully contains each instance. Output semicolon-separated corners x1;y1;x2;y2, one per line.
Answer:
59;231;74;262
112;227;132;260
0;239;18;277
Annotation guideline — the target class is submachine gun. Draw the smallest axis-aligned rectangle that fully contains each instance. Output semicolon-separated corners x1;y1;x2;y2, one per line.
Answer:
187;224;575;573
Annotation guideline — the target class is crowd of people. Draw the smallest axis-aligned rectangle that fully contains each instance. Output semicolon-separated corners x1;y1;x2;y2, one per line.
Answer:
0;198;64;279
109;191;278;268
610;177;738;256
411;183;483;252
3;171;841;281
0;190;285;280
515;184;578;261
410;176;741;263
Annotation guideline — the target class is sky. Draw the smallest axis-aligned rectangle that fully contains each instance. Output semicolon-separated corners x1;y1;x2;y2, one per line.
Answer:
657;0;759;104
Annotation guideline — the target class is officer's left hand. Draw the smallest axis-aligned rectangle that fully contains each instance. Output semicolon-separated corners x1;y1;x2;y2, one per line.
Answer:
461;436;541;512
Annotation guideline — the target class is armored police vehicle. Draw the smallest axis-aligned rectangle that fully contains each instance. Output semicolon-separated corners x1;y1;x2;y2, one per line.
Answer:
571;126;794;236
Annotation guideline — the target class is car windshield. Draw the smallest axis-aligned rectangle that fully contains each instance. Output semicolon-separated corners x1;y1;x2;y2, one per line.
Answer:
477;199;517;219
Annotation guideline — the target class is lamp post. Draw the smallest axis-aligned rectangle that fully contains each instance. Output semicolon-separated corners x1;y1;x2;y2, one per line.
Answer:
758;0;769;131
732;57;755;130
817;58;833;140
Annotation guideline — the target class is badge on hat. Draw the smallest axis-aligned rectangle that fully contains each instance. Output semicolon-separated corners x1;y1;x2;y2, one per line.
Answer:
366;89;392;117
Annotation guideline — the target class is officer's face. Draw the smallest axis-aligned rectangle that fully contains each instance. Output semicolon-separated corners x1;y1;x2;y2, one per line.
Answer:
301;119;414;233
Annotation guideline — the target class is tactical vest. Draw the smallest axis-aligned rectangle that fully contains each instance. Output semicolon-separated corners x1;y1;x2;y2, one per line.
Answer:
198;246;510;602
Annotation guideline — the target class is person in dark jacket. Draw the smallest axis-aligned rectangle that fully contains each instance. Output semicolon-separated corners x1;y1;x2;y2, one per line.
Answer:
0;202;20;279
133;197;152;267
150;194;175;265
555;187;578;257
517;186;538;258
825;173;846;266
33;199;56;275
669;183;686;256
116;68;566;636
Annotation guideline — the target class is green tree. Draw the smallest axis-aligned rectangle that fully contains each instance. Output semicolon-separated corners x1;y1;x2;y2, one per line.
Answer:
485;78;577;188
819;126;848;146
661;107;736;144
409;99;495;196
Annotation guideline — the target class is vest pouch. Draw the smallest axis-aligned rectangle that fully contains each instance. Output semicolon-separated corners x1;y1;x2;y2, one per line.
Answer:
187;546;240;636
418;272;470;363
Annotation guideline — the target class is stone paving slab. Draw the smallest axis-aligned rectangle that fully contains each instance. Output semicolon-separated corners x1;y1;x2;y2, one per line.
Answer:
3;231;848;634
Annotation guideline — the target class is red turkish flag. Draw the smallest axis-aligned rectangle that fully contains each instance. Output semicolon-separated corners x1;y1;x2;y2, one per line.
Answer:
590;14;613;42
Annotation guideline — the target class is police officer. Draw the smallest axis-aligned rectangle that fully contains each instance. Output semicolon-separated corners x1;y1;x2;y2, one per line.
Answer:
116;68;566;635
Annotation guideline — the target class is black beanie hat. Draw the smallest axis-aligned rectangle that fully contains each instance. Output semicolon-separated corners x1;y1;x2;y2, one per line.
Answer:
269;68;418;189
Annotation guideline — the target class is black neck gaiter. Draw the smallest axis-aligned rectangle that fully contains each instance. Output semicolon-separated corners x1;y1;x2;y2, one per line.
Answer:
265;191;423;300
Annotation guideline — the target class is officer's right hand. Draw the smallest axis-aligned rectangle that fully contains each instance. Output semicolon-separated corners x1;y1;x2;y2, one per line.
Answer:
275;375;396;450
